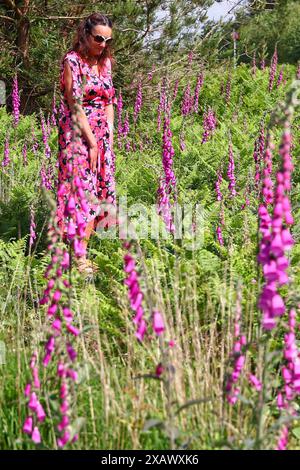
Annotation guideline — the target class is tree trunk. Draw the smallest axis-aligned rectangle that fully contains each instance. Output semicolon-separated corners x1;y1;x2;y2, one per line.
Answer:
17;15;30;69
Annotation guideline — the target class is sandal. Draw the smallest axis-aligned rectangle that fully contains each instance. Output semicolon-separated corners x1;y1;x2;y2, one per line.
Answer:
86;259;99;273
75;257;98;274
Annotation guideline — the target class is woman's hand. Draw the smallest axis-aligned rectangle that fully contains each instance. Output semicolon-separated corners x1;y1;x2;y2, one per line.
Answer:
89;142;98;173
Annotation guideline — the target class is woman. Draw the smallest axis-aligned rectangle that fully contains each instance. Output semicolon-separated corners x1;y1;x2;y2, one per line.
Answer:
56;13;117;274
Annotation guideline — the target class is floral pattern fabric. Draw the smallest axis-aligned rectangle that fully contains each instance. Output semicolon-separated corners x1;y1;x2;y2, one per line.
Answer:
55;50;118;237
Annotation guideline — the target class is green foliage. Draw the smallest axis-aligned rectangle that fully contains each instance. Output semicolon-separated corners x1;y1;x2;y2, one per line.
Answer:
1;15;300;448
236;0;300;64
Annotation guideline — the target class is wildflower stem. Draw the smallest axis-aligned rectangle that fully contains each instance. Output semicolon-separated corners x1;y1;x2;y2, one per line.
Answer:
255;335;269;449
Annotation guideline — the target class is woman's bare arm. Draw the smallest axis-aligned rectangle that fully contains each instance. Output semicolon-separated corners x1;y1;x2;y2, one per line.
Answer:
104;103;114;127
64;61;97;148
104;103;114;147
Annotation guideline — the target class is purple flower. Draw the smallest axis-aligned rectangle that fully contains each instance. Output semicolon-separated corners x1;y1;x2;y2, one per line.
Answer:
277;65;284;88
135;318;147;342
123;246;147;341
172;79;179;103
276;425;289;450
201;108;217;144
152;310;165;336
227;144;237;197
226;290;246;404
155;363;164;377
258;128;294;330
12;73;20;126
23;416;33;434
122;111;130;139
216;225;224;246
193;71;204;114
66;324;80;336
133;79;143;125
268;46;278;92
225;74;231;104
181;84;192;116
117;90;123;149
36;402;46;422
157;176;175;234
57;430;70;448
31;426;41;444
248;374;262;392
29;207;37;247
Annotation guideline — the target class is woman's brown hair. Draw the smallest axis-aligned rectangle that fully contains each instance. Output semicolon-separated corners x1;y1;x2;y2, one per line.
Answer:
63;13;115;72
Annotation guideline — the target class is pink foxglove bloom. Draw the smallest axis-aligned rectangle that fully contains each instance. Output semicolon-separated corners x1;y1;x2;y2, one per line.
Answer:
216;225;224;246
172;79;179;104
179;129;186;151
36;402;46;422
226;290;246;404
29;207;37;247
123;243;147;341
157;104;177;233
23;351;44;444
188;50;193;65
225;74;231;104
276;308;300;420
135;318;147;342
193;71;204;114
66;324;80;336
276;425;289;451
161;105;177;200
181;83;192;116
12;73;20;126
148;65;155;81
152;310;165;336
31;426;41;444
276;65;284;88
157;176;175;234
201;108;216;144
133;79;142;125
23;416;33;434
268;46;278;92
117;90;123;149
248;374;262;392
122;111;129;139
258;127;294;330
155;363;164;377
227;144;237;197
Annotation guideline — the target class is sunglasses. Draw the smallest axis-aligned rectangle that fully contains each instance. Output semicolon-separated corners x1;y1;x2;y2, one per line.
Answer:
88;32;113;45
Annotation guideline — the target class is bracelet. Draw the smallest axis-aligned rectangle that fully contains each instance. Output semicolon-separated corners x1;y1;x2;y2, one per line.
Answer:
108;121;114;132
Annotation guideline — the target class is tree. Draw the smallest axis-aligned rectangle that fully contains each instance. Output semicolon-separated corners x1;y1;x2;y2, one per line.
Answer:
0;0;213;114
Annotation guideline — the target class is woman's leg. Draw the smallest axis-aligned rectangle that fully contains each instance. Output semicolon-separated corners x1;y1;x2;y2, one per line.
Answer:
81;219;96;254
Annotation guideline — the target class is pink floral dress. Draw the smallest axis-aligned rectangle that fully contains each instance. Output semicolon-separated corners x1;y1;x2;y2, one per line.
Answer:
55;50;118;237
